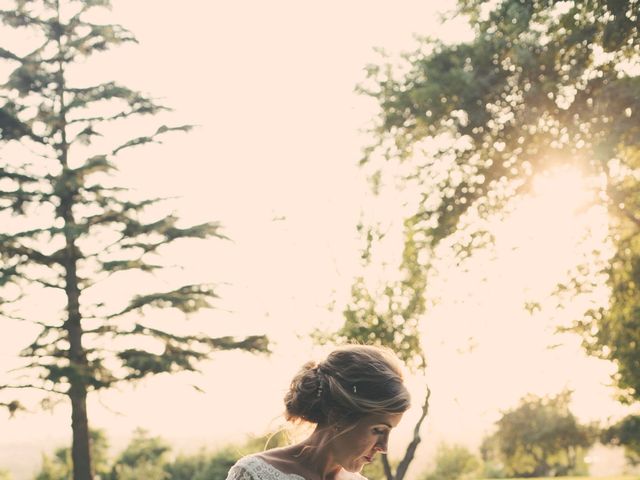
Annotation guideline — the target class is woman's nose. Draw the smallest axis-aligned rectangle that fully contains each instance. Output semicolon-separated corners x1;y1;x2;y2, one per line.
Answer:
374;437;388;453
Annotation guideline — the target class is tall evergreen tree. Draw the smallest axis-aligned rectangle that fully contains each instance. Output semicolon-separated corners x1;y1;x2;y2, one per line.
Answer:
0;2;268;479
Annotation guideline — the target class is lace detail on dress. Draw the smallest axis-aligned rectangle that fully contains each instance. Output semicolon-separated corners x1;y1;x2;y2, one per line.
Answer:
226;463;255;480
225;456;306;480
225;455;368;480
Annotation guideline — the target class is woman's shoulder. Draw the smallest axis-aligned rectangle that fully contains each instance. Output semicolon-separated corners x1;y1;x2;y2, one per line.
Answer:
228;454;305;480
230;454;271;473
337;471;368;480
228;453;368;480
231;454;259;468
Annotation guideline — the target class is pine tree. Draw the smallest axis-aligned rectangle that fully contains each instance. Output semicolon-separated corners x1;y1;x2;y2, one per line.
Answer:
0;2;268;479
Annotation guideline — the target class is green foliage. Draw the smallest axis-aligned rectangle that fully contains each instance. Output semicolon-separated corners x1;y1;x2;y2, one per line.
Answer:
315;219;428;372
481;391;596;478
361;455;398;480
482;477;638;480
170;431;290;480
109;428;171;480
0;470;13;480
35;429;111;480
32;428;290;480
601;414;640;466
330;273;426;371
572;232;640;404
421;443;483;480
115;462;168;480
167;446;240;480
347;6;640;477
359;0;640;406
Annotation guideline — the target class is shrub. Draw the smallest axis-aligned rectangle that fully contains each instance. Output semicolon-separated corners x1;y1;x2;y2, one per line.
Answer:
421;443;483;480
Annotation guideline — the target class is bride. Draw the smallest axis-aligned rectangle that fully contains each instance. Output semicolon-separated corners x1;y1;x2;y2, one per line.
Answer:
225;345;411;480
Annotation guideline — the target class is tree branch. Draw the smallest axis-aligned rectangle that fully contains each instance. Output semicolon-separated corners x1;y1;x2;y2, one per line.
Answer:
395;386;431;480
0;400;26;417
21;275;65;290
0;311;51;328
0;242;58;266
107;284;218;318
0;383;66;395
382;455;394;480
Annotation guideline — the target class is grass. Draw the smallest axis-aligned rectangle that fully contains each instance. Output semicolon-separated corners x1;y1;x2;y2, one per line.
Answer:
493;477;640;480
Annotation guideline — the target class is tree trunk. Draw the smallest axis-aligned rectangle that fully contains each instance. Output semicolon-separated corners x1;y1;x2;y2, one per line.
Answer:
54;1;93;477
65;232;93;480
69;382;92;480
65;245;93;480
382;455;394;480
382;386;432;480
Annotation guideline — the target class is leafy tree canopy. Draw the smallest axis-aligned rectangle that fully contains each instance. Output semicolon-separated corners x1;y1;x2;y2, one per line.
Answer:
601;413;640;466
341;1;639;477
481;391;596;477
358;0;640;405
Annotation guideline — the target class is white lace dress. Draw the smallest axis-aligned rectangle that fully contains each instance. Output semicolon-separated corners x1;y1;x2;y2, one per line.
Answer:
225;455;368;480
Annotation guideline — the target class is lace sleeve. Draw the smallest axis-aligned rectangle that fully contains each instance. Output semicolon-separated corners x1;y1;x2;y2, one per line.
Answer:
226;464;255;480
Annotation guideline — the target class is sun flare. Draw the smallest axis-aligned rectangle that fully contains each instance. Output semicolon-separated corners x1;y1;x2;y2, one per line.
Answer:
531;165;594;216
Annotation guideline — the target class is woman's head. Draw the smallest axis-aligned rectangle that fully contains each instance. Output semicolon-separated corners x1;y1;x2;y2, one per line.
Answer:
284;345;411;428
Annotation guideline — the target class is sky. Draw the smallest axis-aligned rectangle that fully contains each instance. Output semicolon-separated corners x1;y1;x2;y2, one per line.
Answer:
0;1;636;479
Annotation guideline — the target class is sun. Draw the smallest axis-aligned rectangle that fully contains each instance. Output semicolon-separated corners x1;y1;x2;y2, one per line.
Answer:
531;165;594;217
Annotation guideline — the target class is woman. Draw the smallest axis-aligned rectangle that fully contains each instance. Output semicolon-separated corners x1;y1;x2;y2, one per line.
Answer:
225;345;411;480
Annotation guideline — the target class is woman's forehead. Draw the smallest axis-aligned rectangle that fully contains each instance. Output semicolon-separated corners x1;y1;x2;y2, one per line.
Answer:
360;412;403;428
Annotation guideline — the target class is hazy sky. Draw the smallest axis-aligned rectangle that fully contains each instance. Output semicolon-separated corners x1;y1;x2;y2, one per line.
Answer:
0;1;634;479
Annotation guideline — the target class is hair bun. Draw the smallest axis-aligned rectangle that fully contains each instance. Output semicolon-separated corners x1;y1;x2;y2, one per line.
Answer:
283;346;410;427
284;361;326;424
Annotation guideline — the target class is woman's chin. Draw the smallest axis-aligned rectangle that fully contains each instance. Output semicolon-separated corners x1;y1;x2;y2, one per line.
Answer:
348;459;367;473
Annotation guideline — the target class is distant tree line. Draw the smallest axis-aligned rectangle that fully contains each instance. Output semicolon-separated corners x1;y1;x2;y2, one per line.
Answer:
31;428;288;480
0;389;633;480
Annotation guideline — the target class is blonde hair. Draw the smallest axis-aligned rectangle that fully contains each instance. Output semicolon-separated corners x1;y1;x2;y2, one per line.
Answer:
284;345;410;427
